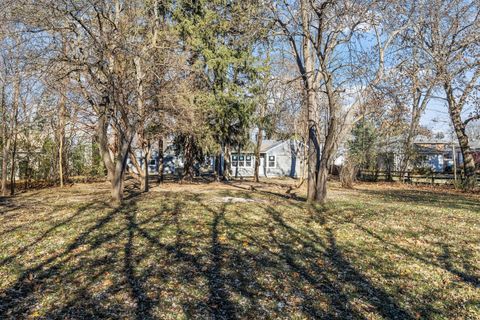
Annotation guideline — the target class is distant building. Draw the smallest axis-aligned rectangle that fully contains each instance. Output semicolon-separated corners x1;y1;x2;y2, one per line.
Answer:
375;137;480;173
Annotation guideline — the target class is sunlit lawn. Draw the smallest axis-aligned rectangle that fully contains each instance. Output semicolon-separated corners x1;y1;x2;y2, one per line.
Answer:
0;179;479;319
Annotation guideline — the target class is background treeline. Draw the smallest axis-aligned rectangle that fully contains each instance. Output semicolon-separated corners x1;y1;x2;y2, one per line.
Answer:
0;0;479;203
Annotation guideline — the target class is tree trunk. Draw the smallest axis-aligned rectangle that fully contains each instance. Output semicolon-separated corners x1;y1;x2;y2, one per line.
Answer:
142;153;149;192
158;136;164;183
111;137;131;204
316;139;335;204
300;0;319;203
254;129;262;182
141;143;150;192
236;145;241;179
223;144;231;181
315;80;338;204
7;80;20;196
307;123;318;202
1;84;8;196
96;110;115;182
111;169;124;203
214;154;221;182
9;136;17;196
58;94;67;187
446;84;477;189
96;104;133;203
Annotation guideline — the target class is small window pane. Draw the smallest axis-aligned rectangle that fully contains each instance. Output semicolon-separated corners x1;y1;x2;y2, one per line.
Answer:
232;155;238;161
232;161;238;167
246;155;252;161
246;160;252;167
268;156;275;168
239;156;245;161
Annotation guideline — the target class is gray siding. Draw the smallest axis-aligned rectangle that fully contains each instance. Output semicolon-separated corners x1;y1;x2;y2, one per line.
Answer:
265;141;302;178
230;140;304;178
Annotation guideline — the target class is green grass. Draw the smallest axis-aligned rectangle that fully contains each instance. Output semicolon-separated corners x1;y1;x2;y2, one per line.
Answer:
0;180;479;319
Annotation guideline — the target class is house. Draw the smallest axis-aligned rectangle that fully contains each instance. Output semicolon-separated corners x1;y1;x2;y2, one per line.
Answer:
128;136;305;179
128;144;183;176
230;139;304;178
413;140;459;172
373;136;480;173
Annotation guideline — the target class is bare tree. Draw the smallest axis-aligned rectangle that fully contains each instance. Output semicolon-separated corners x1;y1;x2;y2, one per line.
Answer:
413;0;480;188
271;0;407;203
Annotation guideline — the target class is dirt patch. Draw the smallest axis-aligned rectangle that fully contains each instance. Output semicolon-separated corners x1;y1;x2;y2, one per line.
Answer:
211;196;268;203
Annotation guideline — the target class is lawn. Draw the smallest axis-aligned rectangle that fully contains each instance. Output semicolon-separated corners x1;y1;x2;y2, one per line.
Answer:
0;179;479;319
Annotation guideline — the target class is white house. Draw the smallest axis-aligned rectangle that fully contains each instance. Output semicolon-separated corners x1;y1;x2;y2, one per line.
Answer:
230;140;304;178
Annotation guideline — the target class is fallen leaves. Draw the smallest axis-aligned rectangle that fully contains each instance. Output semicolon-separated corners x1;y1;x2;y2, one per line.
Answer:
0;181;478;319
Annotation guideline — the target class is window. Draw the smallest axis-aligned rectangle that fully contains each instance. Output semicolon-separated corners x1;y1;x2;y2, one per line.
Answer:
239;155;245;167
246;155;252;167
149;159;156;166
232;154;253;168
268;155;276;168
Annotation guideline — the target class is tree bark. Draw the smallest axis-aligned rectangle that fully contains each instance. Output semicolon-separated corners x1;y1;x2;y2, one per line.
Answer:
223;144;231;181
96;105;134;203
254;128;262;182
142;149;149;192
157;136;164;183
9;136;17;196
96;110;115;183
315;80;338;204
445;83;477;189
111;134;132;203
235;145;241;179
8;80;20;196
1;84;8;196
300;0;319;203
58;93;67;187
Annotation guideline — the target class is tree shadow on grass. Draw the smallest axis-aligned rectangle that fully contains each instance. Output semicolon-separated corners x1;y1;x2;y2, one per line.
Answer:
347;219;480;290
359;188;480;212
207;204;238;319
2;185;469;319
266;206;414;320
0;191;144;318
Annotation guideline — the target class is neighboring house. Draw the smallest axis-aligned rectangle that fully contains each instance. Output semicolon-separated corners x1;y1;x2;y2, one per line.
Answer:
373;136;480;173
230;139;304;178
413;141;459;172
414;139;480;172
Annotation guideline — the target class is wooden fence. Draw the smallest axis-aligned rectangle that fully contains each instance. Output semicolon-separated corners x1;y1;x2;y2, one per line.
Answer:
358;170;480;186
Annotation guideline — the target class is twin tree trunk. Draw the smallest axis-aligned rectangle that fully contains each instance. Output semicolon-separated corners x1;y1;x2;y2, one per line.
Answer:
96;110;133;204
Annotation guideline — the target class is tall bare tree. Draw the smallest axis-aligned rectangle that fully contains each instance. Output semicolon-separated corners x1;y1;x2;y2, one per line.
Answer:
413;0;480;188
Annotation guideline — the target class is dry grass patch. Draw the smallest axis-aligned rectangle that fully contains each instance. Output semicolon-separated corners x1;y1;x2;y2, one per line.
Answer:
0;180;478;319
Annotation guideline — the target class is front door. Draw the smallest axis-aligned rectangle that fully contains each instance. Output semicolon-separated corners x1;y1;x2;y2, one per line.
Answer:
259;155;265;176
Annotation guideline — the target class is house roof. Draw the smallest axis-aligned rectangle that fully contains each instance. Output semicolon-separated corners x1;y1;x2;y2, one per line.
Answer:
236;139;301;154
259;140;285;153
